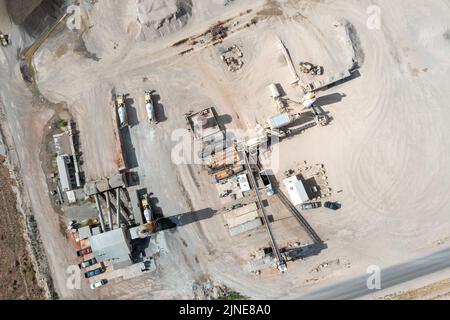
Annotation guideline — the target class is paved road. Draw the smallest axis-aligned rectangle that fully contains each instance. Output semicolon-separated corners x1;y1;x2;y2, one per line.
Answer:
299;246;450;300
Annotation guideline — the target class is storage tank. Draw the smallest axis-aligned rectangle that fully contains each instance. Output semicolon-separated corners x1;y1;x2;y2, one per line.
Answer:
146;102;155;122
117;105;127;126
302;92;317;108
144;208;152;224
268;83;281;99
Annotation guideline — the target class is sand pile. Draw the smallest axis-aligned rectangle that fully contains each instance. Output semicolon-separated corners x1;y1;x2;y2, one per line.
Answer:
81;0;193;59
136;0;193;40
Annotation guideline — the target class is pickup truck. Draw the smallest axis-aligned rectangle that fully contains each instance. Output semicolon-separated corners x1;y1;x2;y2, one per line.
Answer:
84;267;104;279
78;258;97;269
90;279;107;289
259;170;274;196
324;201;341;211
301;202;321;210
76;247;92;257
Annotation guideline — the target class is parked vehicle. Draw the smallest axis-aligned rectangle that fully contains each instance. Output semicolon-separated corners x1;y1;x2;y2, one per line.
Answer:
324;201;340;210
78;258;97;269
115;94;128;128
90;279;107;289
76;247;92;257
84;267;104;279
259;170;274;196
301;202;321;210
144;90;157;124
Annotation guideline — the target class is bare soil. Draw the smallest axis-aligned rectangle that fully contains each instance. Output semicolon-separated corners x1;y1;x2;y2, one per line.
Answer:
0;156;45;299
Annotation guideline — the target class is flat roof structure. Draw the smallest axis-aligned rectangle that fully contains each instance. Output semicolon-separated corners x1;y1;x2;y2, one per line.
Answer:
268;112;291;129
84;181;98;196
229;218;262;237
226;210;259;229
91;226;101;235
66;190;76;204
90;227;133;270
237;174;251;192
53;132;72;156
109;173;126;189
78;226;91;240
283;176;309;206
189;108;221;140
56;154;72;192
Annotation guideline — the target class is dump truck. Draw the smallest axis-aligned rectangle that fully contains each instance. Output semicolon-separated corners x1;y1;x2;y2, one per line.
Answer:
144;90;157;124
299;62;323;75
115;94;128;128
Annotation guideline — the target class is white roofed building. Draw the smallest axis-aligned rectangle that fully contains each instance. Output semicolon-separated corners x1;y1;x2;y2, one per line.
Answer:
283;176;309;206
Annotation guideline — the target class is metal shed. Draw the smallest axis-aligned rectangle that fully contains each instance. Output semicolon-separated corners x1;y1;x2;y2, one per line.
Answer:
56;154;72;192
283;176;309;206
268;112;291;129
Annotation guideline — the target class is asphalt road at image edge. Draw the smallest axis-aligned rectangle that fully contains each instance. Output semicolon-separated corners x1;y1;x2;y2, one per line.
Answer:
299;246;450;299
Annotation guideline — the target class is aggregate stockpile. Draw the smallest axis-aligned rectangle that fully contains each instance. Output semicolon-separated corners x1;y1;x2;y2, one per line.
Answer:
80;0;194;59
136;0;193;40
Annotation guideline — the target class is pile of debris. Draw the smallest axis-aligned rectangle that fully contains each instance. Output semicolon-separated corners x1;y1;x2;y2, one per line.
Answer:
220;45;244;72
192;279;232;300
299;61;324;76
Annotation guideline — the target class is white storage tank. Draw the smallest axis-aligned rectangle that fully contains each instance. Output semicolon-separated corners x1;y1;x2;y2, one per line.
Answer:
302;92;317;108
118;105;127;126
146;102;155;122
268;83;281;99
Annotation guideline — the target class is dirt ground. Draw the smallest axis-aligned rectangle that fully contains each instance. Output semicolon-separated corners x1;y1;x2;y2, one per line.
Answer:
1;0;450;299
0;156;45;299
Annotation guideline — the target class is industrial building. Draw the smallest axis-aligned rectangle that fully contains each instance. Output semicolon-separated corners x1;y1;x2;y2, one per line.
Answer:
56;154;74;192
89;227;133;270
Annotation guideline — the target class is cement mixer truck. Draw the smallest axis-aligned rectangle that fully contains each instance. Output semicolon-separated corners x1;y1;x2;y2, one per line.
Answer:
140;193;154;224
144;90;157;124
115;94;128;128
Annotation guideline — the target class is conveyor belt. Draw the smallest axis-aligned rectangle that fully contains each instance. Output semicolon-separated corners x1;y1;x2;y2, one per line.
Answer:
239;148;286;271
276;188;322;244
